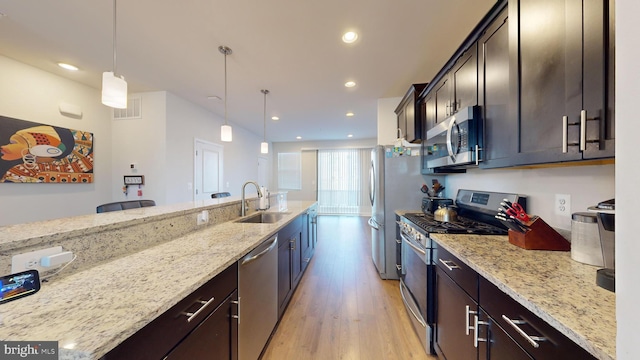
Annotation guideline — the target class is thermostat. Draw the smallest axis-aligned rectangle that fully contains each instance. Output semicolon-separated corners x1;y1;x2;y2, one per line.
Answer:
124;175;144;185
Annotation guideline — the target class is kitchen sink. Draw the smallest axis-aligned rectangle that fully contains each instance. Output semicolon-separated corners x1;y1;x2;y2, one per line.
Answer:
235;212;289;224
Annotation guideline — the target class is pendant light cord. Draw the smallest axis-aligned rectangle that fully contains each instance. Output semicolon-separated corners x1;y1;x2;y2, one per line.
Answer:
224;51;228;126
112;0;117;75
263;90;267;141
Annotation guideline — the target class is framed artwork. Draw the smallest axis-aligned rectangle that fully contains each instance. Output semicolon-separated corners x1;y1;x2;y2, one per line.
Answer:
0;115;94;183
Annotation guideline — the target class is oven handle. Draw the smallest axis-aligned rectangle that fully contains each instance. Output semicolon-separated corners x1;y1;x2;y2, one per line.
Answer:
399;281;426;328
400;233;426;257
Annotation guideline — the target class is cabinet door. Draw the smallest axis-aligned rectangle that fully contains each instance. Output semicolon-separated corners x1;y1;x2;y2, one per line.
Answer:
516;0;582;163
582;0;615;159
452;43;478;113
478;9;515;165
290;231;302;286
397;106;407;141
404;100;418;143
435;266;477;360
278;240;292;317
165;290;238;360
435;77;451;124
300;212;311;270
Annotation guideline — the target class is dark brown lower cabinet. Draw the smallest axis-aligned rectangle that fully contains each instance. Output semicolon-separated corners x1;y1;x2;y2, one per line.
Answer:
483;308;532;360
435;266;479;360
102;263;238;360
277;216;303;318
165;290;238;360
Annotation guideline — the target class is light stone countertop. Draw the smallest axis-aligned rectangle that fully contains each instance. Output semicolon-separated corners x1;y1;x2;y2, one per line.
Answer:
0;200;316;360
430;233;615;360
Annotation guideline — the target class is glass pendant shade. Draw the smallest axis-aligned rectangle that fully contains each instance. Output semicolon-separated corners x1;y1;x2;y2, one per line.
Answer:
261;141;269;154
221;124;233;142
102;71;127;109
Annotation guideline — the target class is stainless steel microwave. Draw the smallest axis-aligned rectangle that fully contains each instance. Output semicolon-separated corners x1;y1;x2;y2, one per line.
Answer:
424;105;482;169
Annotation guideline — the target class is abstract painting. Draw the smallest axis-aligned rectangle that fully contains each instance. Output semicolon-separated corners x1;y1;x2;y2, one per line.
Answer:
0;115;94;183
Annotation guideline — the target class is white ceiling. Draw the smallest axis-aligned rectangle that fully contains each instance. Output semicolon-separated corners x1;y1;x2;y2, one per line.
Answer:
0;0;497;142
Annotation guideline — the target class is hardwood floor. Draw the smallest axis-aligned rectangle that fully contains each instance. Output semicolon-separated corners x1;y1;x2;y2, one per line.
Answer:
262;215;436;360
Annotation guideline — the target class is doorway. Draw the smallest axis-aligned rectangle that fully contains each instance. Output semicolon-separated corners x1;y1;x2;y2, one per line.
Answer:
194;139;224;201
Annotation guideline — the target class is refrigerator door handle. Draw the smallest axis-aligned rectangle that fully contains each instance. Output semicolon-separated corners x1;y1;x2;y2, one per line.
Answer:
368;217;380;230
369;160;375;206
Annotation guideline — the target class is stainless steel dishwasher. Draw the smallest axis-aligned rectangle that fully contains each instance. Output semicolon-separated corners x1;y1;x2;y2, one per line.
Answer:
238;234;278;360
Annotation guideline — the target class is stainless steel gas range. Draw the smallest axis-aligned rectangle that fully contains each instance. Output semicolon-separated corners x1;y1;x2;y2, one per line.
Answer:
397;189;526;355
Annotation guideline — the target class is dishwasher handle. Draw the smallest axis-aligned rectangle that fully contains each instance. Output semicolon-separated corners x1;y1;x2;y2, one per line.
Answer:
241;235;278;266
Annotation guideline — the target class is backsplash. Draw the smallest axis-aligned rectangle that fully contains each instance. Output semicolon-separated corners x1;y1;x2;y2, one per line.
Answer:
0;199;254;280
444;164;614;231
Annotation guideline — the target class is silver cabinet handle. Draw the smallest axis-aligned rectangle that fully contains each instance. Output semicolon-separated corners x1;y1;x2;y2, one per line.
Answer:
182;297;216;323
580;110;587;151
475;144;482;165
562;115;568;153
438;258;460;271
395;238;401;244
474;315;489;348
290;237;297;251
465;305;477;335
502;315;546;348
396;264;402;271
231;299;240;322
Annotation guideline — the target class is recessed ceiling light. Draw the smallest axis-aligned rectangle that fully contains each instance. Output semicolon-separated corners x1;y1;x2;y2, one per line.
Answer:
57;63;78;71
342;31;358;44
346;112;354;117
271;116;279;121
207;95;222;101
296;136;302;140
345;81;356;88
347;134;353;138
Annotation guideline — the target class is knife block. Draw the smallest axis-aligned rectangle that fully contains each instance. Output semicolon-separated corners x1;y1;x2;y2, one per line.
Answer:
508;217;571;251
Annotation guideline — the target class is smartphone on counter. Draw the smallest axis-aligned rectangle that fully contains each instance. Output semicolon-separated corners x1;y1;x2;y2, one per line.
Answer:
0;269;41;304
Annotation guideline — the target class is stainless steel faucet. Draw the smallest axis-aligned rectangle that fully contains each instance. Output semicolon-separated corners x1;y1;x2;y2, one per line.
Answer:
241;181;263;216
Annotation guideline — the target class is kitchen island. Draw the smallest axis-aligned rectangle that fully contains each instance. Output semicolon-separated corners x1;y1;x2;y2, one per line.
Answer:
430;233;615;360
0;199;316;360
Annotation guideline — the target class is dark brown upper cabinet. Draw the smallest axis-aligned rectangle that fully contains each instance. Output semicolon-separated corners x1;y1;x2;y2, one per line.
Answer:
395;83;428;143
482;0;614;168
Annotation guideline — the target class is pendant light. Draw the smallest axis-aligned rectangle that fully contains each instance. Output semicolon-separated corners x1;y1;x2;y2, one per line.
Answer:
102;0;127;109
219;45;233;142
261;89;269;154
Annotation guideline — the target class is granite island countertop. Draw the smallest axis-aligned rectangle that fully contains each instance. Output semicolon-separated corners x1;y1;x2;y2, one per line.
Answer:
0;200;316;360
430;232;616;360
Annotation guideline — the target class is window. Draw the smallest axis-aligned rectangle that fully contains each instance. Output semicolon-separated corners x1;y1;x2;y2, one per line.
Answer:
278;152;301;190
317;148;371;215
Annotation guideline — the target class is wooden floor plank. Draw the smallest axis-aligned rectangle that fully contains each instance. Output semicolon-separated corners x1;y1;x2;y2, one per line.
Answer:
261;215;436;360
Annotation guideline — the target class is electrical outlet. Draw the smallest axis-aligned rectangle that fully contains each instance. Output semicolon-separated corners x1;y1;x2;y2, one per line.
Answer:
555;194;571;217
197;210;209;225
11;246;63;273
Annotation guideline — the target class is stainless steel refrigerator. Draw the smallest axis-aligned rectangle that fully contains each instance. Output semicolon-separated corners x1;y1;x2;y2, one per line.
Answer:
368;145;426;280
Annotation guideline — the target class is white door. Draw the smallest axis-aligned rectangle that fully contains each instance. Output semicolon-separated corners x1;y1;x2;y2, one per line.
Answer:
194;139;224;201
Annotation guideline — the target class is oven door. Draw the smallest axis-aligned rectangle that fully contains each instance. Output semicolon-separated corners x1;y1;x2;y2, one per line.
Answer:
400;233;429;324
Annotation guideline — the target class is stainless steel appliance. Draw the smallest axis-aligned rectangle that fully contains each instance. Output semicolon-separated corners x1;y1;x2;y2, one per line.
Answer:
369;145;431;280
421;197;454;214
398;189;526;355
571;212;602;266
424;105;482;169
588;199;615;292
238;234;278;360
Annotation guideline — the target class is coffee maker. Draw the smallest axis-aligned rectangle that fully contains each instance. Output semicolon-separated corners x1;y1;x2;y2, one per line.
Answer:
587;199;615;292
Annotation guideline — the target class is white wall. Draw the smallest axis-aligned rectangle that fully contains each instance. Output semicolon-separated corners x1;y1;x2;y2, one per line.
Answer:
110;91;167;204
0;56;269;225
0;56;112;225
377;97;402;145
445;165;614;230
616;0;637;357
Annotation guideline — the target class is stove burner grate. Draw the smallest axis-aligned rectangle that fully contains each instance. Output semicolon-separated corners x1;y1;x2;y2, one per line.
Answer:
404;213;507;236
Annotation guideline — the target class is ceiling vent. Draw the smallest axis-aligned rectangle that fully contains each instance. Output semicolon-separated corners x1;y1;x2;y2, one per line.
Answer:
113;96;141;119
